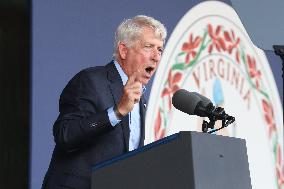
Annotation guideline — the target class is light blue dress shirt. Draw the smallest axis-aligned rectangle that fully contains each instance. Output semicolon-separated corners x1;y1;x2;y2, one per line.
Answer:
107;61;141;151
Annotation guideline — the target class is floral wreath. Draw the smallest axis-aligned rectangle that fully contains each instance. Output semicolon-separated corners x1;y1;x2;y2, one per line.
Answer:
154;23;284;187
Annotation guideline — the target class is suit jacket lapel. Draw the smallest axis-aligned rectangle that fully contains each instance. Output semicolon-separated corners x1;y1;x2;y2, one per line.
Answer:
106;62;130;151
139;95;146;147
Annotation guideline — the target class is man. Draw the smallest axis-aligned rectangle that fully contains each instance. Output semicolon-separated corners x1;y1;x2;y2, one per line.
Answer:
42;15;167;189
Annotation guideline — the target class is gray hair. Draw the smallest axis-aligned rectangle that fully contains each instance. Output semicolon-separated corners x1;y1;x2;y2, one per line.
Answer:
113;15;167;59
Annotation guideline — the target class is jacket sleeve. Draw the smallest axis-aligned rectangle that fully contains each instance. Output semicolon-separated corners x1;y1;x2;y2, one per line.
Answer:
53;69;114;153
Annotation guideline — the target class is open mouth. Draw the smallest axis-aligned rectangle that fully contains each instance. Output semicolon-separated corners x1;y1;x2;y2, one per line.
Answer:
145;66;154;74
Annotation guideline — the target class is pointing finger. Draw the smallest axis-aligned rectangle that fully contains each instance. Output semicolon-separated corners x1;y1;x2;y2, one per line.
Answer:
126;70;141;85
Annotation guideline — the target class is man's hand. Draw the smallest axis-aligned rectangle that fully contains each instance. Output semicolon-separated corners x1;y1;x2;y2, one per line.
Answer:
116;72;142;116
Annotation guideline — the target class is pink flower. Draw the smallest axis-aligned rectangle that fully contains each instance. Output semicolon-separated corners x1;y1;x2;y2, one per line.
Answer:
223;30;241;63
276;144;284;186
247;55;261;89
161;70;182;110
181;33;202;64
207;24;226;53
154;111;165;140
262;99;276;138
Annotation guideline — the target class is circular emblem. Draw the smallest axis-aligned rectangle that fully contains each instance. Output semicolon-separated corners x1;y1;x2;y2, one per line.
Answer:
145;1;284;188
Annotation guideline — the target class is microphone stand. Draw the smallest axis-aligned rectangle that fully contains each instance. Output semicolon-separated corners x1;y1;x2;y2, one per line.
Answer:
202;106;235;134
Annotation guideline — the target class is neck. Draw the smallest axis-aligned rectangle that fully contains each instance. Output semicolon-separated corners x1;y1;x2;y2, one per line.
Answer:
115;58;130;77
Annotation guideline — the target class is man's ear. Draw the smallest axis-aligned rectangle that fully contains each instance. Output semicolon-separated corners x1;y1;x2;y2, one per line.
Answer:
118;42;128;60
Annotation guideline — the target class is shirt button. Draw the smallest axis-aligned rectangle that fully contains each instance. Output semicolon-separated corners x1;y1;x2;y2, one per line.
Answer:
91;122;98;127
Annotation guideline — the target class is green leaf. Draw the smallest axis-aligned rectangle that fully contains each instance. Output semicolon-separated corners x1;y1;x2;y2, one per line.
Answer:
177;52;186;56
259;90;269;99
172;63;185;70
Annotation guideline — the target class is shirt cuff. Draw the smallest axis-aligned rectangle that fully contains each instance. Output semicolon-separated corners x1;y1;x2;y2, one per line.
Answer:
107;106;121;126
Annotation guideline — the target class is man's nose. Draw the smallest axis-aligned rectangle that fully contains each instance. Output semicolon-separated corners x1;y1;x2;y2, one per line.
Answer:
151;49;161;62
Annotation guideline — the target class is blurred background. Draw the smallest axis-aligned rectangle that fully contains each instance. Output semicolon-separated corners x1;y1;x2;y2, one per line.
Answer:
0;0;282;188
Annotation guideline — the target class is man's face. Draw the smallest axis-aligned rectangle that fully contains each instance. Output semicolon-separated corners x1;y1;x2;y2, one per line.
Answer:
118;27;164;85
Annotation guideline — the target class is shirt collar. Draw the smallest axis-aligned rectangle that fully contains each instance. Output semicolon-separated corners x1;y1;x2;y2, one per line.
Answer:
114;60;128;85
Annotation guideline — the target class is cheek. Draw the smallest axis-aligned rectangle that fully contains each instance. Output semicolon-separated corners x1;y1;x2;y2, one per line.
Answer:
140;52;151;62
133;54;147;66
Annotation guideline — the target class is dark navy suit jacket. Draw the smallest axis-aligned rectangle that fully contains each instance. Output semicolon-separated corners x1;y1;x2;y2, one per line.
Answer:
42;62;146;189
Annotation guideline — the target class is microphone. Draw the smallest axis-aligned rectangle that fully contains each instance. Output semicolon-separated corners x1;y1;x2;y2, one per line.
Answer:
172;89;235;133
172;89;202;115
172;89;213;117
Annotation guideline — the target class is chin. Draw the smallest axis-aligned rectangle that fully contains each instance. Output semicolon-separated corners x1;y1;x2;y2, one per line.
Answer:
141;78;150;85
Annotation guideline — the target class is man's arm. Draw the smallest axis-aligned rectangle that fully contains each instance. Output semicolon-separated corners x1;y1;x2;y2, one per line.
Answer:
52;69;114;153
52;68;142;153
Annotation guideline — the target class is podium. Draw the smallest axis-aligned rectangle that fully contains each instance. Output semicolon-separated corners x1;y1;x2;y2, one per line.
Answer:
92;131;252;189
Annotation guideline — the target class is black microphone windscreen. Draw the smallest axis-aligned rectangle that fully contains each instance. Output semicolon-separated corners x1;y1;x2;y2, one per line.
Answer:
191;92;213;108
172;89;201;115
